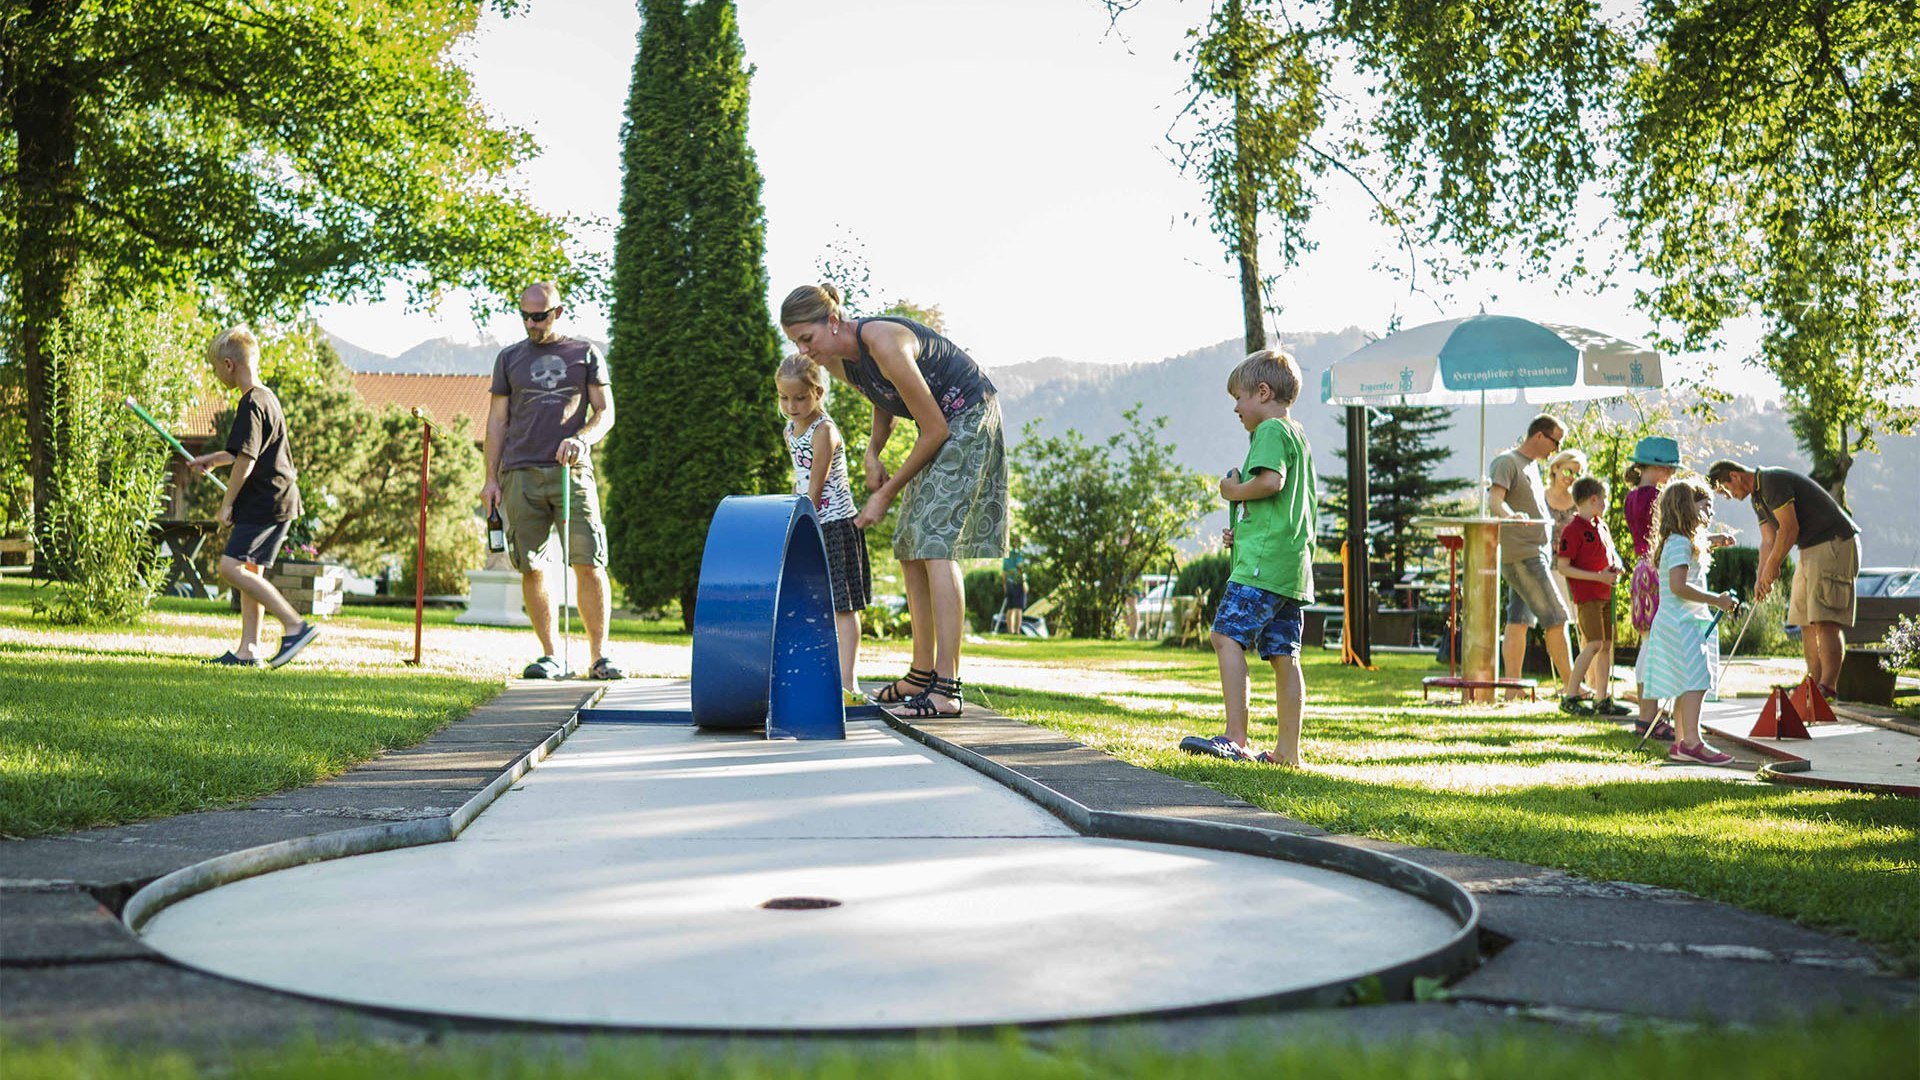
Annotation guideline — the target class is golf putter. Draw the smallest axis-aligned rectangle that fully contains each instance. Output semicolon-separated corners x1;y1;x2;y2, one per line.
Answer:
560;464;572;678
124;397;226;491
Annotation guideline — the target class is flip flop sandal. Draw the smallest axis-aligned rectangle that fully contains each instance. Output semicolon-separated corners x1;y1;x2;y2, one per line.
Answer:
208;651;261;666
588;657;626;680
873;666;936;704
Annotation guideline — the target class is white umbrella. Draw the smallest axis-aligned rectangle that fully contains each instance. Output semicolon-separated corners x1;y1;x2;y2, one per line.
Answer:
1320;314;1663;510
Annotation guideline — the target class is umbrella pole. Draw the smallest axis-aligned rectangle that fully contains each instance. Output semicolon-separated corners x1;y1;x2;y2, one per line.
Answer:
1477;391;1488;515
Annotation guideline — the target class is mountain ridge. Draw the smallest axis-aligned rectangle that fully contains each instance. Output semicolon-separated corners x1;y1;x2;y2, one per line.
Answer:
325;329;1920;562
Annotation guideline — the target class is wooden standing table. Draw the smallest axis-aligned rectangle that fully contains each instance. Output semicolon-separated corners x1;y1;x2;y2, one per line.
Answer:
1414;516;1550;703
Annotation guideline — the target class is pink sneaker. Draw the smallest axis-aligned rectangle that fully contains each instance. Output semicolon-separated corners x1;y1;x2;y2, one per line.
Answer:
1669;740;1736;766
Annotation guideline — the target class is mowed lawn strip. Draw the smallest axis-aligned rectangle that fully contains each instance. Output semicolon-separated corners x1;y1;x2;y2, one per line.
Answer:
3;1011;1916;1078
0;643;498;837
968;643;1920;972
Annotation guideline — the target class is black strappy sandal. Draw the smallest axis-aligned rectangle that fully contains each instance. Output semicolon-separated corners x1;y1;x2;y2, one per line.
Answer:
889;675;964;718
873;666;936;704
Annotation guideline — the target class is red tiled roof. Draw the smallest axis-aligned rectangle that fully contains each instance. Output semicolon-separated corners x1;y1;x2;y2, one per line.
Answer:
176;373;491;444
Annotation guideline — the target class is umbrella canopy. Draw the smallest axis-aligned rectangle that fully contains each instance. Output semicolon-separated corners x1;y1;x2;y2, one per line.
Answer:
1320;314;1661;407
1319;314;1664;516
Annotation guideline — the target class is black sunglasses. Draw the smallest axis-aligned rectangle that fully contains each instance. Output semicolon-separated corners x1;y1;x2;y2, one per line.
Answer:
520;307;558;322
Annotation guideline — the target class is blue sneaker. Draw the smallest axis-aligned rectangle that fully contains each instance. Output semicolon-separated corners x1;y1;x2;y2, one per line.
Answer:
267;623;320;669
1178;734;1257;761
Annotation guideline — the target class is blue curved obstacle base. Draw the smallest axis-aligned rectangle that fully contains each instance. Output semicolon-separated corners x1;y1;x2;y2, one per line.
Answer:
581;495;879;739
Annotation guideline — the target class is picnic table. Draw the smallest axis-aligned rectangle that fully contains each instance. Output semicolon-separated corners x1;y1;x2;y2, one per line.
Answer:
151;519;219;599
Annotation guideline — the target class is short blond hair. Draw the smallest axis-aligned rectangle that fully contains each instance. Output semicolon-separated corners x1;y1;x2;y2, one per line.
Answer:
776;352;829;399
208;327;259;368
1226;348;1301;406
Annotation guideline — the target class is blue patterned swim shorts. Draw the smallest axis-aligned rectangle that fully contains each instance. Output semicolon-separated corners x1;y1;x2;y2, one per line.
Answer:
1211;580;1304;660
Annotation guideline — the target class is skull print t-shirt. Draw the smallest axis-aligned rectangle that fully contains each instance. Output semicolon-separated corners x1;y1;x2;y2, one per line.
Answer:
490;336;609;472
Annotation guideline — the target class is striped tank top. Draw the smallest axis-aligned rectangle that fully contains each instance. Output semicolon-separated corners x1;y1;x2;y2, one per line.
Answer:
786;415;857;523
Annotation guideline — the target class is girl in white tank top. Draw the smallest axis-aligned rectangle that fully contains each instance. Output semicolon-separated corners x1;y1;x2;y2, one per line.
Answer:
776;355;869;701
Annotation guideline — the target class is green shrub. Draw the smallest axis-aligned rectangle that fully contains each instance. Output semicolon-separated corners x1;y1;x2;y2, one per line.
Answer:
1708;544;1794;601
32;287;207;624
1176;551;1233;635
964;566;1004;631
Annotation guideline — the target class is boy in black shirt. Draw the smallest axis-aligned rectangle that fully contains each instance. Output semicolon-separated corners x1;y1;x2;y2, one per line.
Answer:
187;328;319;668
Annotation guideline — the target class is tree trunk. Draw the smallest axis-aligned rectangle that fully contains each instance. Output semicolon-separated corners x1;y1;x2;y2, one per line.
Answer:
8;54;82;558
1224;0;1265;353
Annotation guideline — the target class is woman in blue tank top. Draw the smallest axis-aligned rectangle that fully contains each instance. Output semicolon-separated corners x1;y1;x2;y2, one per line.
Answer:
781;283;1010;719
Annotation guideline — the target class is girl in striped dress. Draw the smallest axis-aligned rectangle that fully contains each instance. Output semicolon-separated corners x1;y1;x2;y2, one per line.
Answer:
1641;477;1741;766
778;354;871;702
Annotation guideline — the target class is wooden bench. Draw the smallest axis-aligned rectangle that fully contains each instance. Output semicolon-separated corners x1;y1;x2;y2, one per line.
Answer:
0;535;33;575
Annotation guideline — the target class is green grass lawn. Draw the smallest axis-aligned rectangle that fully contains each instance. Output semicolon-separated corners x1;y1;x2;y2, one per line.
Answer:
962;639;1920;972
5;1013;1916;1079
0;578;507;837
0;642;499;836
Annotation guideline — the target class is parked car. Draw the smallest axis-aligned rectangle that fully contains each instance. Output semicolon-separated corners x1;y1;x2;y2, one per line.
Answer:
1783;566;1920;644
1854;567;1920;644
1133;574;1179;638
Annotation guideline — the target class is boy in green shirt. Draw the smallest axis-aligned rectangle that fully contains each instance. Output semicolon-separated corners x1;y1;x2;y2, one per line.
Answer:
1180;349;1317;766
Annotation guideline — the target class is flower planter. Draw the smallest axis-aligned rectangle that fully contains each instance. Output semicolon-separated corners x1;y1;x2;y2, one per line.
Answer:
230;561;345;616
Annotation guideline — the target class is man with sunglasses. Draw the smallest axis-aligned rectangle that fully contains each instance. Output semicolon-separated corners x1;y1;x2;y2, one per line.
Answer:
1488;414;1582;708
1705;459;1859;701
479;282;624;680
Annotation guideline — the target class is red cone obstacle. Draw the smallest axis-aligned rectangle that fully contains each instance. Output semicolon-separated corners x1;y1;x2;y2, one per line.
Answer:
1750;686;1812;740
1787;677;1838;724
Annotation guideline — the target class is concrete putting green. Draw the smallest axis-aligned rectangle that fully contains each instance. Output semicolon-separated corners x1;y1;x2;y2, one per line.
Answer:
136;683;1472;1029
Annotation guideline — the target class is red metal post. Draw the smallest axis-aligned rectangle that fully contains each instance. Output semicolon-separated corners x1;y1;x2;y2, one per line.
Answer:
410;418;431;666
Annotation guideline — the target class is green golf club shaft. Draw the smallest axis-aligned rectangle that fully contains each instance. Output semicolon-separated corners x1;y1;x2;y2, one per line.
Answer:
124;397;226;491
560;463;571;677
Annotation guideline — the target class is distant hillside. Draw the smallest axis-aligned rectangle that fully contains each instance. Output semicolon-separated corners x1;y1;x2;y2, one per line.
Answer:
326;325;1920;562
327;332;607;375
990;332;1920;563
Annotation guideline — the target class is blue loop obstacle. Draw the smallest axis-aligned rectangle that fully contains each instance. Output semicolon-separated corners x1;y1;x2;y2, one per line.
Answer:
688;495;846;740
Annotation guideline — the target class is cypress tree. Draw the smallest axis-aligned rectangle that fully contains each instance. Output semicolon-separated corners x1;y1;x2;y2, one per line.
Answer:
604;0;784;627
1320;407;1467;578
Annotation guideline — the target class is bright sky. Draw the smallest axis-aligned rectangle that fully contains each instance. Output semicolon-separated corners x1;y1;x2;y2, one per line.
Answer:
311;0;1780;397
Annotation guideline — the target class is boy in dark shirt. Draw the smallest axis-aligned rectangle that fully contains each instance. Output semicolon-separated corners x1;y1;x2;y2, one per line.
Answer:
187;328;319;668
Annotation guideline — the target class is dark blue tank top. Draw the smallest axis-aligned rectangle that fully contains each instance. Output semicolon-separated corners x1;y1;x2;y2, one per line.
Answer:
848;317;996;420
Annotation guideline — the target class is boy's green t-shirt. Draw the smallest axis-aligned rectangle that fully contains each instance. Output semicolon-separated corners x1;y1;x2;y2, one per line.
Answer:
1229;416;1316;602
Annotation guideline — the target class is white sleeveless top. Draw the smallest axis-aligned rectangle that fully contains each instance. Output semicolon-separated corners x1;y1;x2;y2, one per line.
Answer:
785;415;857;523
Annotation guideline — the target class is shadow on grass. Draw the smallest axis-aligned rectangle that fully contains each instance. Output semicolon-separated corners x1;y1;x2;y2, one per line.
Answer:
983;681;1920;971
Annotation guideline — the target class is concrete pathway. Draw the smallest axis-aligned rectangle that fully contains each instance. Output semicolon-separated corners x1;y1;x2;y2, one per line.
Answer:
3;678;1913;1058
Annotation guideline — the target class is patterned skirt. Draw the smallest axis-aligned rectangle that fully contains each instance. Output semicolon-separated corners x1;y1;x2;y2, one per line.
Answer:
819;516;871;613
892;396;1010;561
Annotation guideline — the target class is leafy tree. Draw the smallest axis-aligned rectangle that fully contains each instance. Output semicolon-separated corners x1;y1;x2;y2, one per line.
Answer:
1;0;587;554
1319;406;1466;578
604;0;784;628
1616;1;1918;508
1168;0;1324;348
1011;407;1214;639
